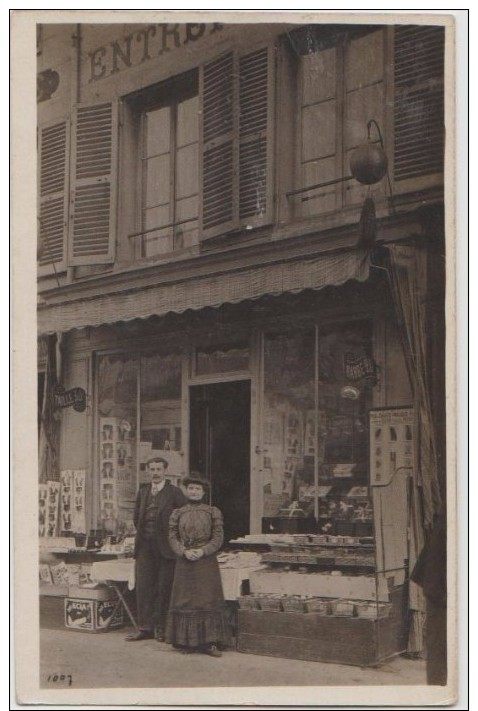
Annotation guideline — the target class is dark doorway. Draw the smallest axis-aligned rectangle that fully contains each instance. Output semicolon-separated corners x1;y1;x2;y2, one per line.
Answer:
189;380;251;543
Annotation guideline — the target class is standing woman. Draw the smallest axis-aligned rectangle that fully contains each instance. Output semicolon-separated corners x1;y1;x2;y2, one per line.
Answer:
166;473;231;657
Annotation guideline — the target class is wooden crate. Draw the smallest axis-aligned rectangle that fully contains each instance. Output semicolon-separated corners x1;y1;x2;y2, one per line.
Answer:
237;588;407;667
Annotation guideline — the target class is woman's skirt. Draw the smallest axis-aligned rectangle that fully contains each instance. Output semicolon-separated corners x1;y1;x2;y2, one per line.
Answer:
165;555;231;648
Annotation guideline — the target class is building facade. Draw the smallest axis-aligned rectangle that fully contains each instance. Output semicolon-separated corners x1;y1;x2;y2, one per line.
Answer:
37;21;447;655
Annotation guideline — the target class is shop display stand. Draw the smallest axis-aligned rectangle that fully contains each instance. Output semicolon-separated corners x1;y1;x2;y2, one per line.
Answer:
235;537;408;667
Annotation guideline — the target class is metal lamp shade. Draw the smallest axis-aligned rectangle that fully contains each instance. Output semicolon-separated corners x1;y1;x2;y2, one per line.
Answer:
349;143;388;185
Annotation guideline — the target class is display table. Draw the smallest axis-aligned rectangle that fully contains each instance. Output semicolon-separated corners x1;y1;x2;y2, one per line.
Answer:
89;559;138;631
90;557;264;602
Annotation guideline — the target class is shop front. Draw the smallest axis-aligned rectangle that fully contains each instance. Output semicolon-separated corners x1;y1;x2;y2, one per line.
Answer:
38;244;436;665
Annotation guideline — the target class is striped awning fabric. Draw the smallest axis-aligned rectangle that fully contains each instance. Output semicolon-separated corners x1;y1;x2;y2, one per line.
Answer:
38;249;371;335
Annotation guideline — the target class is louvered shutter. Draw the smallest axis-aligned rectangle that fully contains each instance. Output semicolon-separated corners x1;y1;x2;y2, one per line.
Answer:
38;120;69;271
200;52;236;240
200;45;274;240
239;46;274;226
69;102;118;265
393;26;445;182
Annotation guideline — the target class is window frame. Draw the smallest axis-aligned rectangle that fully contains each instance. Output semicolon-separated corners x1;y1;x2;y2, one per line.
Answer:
125;69;199;262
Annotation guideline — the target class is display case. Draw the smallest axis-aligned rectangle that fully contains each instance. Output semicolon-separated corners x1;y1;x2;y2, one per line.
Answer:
235;533;408;666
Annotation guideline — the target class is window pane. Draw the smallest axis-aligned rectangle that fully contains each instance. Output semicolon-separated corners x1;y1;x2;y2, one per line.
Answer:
143;205;173;257
301;49;336;104
145;107;170;156
140;353;183;486
175;196;199;249
176;143;198;199
317;322;374;537
177;95;199;147
97;355;138;535
145;154;171;208
301;157;337;217
301;101;336;161
196;341;250;375
262;331;315;519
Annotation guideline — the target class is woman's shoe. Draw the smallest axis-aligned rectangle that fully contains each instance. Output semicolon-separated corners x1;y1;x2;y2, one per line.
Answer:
205;644;222;657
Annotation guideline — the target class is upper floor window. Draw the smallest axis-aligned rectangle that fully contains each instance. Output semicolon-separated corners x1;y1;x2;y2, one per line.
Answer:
140;73;199;257
291;24;444;220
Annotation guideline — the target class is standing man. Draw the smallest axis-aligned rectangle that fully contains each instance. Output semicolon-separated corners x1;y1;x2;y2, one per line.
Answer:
126;457;186;642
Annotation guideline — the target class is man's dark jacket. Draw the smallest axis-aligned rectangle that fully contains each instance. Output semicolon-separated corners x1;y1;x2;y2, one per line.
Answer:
133;481;186;559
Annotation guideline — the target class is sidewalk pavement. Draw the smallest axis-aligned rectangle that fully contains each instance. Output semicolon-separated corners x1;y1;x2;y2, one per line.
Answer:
40;627;426;690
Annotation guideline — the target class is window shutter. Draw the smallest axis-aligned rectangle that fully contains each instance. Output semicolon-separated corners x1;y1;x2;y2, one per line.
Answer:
393;26;445;182
200;45;274;240
69;102;118;265
38;120;69;272
239;46;274;226
200;52;236;240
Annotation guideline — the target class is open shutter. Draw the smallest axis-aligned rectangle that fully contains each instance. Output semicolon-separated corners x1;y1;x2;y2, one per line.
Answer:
239;46;274;227
38;120;69;272
393;26;445;182
69;101;118;265
200;52;236;240
200;45;274;240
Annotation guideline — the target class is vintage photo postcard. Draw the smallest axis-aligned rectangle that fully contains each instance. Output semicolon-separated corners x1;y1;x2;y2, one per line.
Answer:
12;8;462;708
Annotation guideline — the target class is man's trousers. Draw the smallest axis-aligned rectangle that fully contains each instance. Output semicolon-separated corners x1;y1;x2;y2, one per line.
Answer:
135;538;176;633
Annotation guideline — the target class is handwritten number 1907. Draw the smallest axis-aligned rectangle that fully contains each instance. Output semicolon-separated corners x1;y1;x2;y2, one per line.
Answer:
47;674;72;687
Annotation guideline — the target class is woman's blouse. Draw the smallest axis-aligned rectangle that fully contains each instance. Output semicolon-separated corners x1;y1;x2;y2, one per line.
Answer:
168;503;224;558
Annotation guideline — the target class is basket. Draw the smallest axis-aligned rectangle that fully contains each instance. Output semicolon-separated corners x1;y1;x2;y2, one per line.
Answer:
304;598;332;615
258;595;283;611
331;599;355;617
355;602;392;619
261;552;279;563
238;595;260;610
296;554;318;565
281;596;306;613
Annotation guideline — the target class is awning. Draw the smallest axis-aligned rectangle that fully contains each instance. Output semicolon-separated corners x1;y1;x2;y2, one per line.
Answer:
38;248;370;335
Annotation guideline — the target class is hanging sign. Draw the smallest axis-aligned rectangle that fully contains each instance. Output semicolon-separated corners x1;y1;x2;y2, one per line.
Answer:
53;385;87;412
344;353;377;383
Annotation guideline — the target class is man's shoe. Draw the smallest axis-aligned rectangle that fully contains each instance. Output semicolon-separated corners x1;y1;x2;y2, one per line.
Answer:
154;627;165;642
205;643;222;657
125;630;154;641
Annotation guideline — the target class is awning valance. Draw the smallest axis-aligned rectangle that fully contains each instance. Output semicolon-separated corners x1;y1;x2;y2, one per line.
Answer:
38;249;371;335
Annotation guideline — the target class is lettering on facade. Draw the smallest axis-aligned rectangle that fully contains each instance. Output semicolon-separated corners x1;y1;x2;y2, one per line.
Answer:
88;23;223;82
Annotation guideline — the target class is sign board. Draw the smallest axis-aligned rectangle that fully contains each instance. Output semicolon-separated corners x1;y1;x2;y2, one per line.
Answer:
369;407;414;486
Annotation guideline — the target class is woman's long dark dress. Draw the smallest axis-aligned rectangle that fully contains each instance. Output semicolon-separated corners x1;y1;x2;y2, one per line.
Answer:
165;502;231;649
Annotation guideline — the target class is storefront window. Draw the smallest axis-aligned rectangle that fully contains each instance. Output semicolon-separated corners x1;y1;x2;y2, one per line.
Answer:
97;355;138;535
262;330;315;519
316;322;374;537
96;350;184;534
195;340;250;375
139;353;183;485
261;322;375;535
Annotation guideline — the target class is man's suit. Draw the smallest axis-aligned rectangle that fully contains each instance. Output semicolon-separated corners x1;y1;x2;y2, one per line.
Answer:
133;480;186;634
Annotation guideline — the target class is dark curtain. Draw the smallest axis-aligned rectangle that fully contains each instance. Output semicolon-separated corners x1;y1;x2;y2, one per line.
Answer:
383;242;443;654
38;334;62;483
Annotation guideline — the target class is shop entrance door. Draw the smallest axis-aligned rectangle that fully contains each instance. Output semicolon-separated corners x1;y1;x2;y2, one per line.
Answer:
189;380;251;543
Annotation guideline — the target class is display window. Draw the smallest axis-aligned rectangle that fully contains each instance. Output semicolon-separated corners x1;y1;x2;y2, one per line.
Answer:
96;350;183;535
261;321;375;535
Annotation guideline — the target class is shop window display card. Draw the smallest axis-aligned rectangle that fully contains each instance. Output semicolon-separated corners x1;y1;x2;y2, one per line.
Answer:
11;8;463;710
